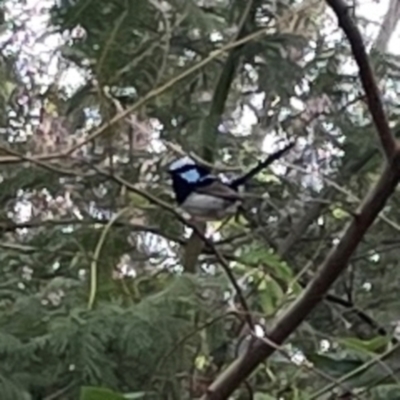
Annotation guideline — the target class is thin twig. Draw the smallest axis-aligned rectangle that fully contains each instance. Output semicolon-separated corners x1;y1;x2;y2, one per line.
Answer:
309;342;400;399
87;208;130;310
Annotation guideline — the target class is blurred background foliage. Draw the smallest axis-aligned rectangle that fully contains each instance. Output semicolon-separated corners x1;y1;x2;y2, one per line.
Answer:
0;0;399;399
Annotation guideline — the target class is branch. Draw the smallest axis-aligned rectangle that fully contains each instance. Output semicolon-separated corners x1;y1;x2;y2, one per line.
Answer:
325;294;397;343
202;159;400;400
0;218;182;244
200;1;400;394
325;0;396;158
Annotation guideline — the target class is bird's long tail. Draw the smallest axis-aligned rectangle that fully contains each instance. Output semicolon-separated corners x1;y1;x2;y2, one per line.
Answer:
230;140;295;189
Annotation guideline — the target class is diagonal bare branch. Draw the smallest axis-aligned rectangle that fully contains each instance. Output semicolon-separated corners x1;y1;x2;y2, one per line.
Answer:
202;159;400;400
200;1;400;398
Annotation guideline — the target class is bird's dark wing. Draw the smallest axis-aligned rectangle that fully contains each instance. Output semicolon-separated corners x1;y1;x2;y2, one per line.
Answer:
195;181;243;201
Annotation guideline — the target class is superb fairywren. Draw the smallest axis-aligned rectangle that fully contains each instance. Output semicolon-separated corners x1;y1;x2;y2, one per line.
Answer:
168;141;295;221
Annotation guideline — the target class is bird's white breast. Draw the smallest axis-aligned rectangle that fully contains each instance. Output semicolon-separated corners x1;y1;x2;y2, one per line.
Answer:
181;193;239;221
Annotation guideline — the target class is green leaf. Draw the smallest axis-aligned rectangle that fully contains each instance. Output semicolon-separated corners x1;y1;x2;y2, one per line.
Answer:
307;353;364;377
80;388;148;400
80;387;134;400
369;384;400;399
241;245;294;282
128;192;151;207
259;289;275;315
254;393;276;400
339;336;390;354
258;277;284;314
123;393;147;399
332;207;348;219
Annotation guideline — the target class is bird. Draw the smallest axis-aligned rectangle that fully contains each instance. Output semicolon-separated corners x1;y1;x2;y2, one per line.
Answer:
168;141;295;221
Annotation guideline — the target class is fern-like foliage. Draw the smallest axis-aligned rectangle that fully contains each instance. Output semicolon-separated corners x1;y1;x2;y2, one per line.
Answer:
0;274;229;399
